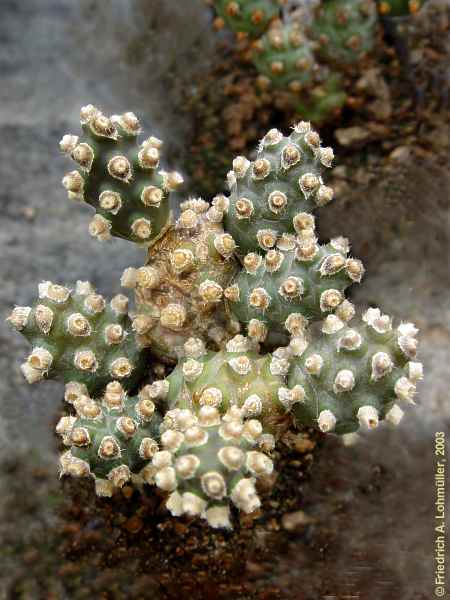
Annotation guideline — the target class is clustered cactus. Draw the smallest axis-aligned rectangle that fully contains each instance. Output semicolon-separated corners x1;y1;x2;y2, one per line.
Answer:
208;0;376;123
8;105;423;528
207;0;426;123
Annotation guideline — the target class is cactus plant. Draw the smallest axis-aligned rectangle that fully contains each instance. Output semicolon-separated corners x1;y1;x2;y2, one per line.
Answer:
7;280;146;394
310;0;378;67
145;335;283;526
287;307;423;434
60;105;183;245
210;0;285;38
222;122;335;255
252;22;319;93
8;106;424;529
121;198;240;360
225;221;364;345
295;70;347;123
154;405;274;528
164;335;288;428
57;382;162;496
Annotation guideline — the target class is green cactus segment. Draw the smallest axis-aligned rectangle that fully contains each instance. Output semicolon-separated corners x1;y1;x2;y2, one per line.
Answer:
121;198;239;361
252;23;318;93
153;404;275;528
211;0;283;37
222;122;335;255
57;383;162;496
295;71;347;125
60;105;183;245
311;0;377;66
163;335;288;426
226;224;364;342
377;0;425;16
287;307;423;434
7;280;146;394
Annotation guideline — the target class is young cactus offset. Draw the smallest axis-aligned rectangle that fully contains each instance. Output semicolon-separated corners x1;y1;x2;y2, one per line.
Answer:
7;281;146;394
225;223;364;345
211;0;284;38
121;198;239;360
252;22;319;94
60;105;183;245
58;383;162;496
310;0;377;67
148;335;284;527
154;405;274;528
287;307;423;434
223;122;335;255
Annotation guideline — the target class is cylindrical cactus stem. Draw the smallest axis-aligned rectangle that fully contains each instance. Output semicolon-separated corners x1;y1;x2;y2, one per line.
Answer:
60;105;183;245
122;198;239;361
287;307;423;434
210;0;285;38
222;122;335;255
309;0;377;68
57;383;162;496
7;280;146;394
225;219;364;346
153;404;275;528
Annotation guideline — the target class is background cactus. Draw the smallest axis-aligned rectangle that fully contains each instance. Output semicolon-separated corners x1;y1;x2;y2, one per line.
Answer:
122;198;239;361
294;70;347;123
377;0;426;16
211;0;284;37
60;105;183;245
223;122;335;255
58;383;162;496
252;22;319;93
287;307;423;434
225;225;364;345
7;280;146;394
310;0;378;67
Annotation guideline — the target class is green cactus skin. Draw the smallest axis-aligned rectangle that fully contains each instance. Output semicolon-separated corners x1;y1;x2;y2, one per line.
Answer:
310;0;377;67
252;23;318;93
60;105;183;245
57;382;162;496
225;220;364;344
211;0;284;38
295;71;347;125
287;307;423;434
222;122;335;255
153;405;274;528
377;0;425;16
163;335;288;430
7;281;146;394
121;198;239;361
